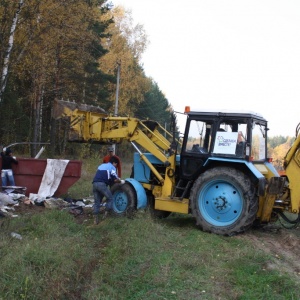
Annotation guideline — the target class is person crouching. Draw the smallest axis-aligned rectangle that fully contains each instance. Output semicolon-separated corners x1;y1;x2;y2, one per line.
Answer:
92;156;125;224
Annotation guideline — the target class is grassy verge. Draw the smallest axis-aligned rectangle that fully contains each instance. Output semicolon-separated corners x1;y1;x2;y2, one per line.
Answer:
0;210;298;300
0;157;299;299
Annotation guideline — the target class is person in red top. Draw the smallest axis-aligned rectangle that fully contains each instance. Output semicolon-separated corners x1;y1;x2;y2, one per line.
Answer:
102;146;122;177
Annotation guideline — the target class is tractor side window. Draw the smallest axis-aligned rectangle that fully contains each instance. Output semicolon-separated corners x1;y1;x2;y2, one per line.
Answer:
235;124;247;157
251;123;266;160
186;120;211;153
237;124;247;140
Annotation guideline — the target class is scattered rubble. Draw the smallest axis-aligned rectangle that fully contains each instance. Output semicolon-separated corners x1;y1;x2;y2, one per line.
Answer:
0;187;95;220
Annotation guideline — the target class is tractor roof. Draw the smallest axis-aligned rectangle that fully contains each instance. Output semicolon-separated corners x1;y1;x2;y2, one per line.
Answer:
187;109;267;122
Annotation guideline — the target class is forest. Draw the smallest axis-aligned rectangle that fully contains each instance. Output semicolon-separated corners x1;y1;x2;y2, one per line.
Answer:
0;1;294;166
0;0;173;157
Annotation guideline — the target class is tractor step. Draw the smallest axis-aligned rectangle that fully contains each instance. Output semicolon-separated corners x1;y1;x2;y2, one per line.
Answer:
171;179;192;200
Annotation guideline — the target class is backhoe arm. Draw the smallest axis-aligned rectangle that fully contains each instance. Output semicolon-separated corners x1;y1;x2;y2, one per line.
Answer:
53;99;177;172
283;123;300;213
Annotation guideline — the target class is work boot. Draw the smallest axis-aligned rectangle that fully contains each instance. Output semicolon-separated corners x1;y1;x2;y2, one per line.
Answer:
102;211;108;220
100;202;106;212
94;214;99;225
102;209;112;220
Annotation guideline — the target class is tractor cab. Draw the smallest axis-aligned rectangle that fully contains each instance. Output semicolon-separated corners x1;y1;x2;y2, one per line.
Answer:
179;109;268;180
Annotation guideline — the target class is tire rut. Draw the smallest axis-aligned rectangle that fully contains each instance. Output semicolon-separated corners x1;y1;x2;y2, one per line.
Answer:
237;227;300;282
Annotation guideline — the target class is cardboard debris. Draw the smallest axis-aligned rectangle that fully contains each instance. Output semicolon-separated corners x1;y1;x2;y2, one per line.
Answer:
44;198;69;209
24;198;34;205
0;193;18;207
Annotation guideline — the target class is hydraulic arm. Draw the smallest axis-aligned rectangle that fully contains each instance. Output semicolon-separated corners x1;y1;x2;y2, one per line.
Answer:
53;99;179;190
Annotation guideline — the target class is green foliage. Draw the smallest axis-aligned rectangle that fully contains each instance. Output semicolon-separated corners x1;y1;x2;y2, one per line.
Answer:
98;6;151;116
0;1;169;158
0;85;30;144
135;80;172;125
268;136;293;149
0;0;117;154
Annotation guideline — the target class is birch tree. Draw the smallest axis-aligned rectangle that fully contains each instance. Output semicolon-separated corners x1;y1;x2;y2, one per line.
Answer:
99;6;151;115
0;0;24;103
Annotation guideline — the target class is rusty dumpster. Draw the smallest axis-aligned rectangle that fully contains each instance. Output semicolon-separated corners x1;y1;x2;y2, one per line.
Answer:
0;157;82;197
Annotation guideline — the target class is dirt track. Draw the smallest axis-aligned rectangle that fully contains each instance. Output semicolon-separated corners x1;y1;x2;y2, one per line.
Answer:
237;226;300;282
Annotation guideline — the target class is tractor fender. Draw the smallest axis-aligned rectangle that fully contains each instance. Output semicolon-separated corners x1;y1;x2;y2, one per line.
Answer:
205;158;267;196
124;178;147;209
205;158;265;179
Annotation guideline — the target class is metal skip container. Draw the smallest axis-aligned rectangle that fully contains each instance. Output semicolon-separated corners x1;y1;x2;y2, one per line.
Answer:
0;157;82;197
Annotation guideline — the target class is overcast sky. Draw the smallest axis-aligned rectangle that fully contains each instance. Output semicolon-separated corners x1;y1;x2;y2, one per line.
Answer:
111;0;300;137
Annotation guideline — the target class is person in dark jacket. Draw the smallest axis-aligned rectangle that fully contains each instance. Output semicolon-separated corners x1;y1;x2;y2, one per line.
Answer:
92;156;125;224
102;146;122;177
1;147;18;186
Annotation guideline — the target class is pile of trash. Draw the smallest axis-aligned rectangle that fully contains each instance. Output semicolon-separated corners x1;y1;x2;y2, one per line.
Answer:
0;189;23;218
0;186;95;218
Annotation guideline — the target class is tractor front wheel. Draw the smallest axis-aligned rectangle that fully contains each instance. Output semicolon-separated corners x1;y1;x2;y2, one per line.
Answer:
110;183;137;217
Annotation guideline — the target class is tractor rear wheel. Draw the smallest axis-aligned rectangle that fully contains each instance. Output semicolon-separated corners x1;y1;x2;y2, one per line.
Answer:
190;167;258;236
110;183;137;217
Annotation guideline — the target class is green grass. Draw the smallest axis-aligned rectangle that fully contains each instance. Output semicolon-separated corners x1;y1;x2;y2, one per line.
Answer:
0;211;299;300
0;158;299;299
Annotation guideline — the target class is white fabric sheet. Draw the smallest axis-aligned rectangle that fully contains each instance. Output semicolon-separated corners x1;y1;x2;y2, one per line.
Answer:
38;159;69;197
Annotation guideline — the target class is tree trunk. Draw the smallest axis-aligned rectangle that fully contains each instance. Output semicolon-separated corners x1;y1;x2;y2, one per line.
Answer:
32;84;44;157
0;0;24;103
50;42;62;155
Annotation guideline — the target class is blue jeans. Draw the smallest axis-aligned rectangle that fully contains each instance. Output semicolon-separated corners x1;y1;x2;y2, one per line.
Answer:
92;182;113;215
1;169;16;186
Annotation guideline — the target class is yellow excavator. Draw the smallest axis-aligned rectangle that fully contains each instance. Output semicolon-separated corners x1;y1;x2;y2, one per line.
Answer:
53;99;300;236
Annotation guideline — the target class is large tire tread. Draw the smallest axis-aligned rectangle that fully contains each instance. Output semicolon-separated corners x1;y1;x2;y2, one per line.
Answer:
110;183;137;217
190;167;258;236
